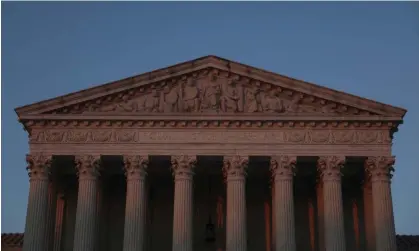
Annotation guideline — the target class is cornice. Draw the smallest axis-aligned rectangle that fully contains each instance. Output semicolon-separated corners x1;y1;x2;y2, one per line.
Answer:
23;118;398;132
15;55;407;118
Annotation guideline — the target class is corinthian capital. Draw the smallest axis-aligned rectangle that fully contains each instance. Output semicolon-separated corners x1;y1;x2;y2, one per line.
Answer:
123;155;148;180
26;153;52;181
75;155;101;180
222;155;249;179
317;156;345;182
365;156;395;182
270;156;296;181
171;155;196;179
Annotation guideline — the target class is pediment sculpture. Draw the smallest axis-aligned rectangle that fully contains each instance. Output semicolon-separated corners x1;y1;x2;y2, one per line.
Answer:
51;69;374;116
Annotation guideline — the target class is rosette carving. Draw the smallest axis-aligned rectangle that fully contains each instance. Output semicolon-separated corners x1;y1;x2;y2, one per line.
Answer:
26;153;52;181
317;156;345;182
364;156;395;182
123;155;148;180
270;156;296;181
171;155;197;179
222;155;249;179
74;155;101;180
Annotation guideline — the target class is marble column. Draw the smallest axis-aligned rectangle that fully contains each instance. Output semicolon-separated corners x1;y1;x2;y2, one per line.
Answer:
223;155;248;251
53;193;65;251
365;156;397;251
270;156;297;251
316;182;325;251
45;178;58;251
95;179;103;251
317;156;346;251
122;155;149;251
271;183;276;250
363;180;376;251
73;155;101;251
171;155;197;251
23;154;52;251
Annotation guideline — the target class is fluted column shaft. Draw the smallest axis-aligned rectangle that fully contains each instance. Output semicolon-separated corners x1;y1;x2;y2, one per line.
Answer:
45;180;58;251
270;156;296;251
73;155;101;251
365;156;397;251
223;155;248;251
23;154;52;251
53;193;65;251
171;155;196;251
362;181;375;251
122;155;149;251
318;156;346;251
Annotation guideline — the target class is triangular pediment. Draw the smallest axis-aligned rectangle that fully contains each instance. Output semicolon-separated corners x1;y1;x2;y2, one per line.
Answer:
15;56;406;119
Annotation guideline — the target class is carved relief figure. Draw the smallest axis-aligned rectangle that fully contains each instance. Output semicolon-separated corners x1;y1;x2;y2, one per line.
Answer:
181;78;200;112
97;95;138;112
139;89;160;112
261;89;284;113
159;85;179;112
245;87;262;113
286;94;303;113
201;83;222;112
220;79;243;112
199;73;222;112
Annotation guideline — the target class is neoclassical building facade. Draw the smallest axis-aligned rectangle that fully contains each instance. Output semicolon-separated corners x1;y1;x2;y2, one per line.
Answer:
15;56;406;251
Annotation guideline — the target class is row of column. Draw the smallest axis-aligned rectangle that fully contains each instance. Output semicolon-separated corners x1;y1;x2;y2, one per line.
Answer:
23;154;397;251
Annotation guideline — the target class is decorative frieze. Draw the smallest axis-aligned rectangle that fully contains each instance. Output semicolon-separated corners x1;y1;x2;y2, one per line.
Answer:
29;128;391;145
43;68;376;116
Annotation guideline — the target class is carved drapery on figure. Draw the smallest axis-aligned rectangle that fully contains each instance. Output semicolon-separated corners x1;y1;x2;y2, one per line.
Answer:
26;154;52;181
48;68;376;116
123;155;148;180
171;155;197;179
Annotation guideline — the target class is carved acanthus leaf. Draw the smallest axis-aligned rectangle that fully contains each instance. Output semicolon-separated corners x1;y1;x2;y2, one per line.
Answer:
123;155;148;180
223;155;249;179
171;155;197;179
317;156;346;181
74;155;101;180
364;156;395;182
270;156;297;180
26;154;52;180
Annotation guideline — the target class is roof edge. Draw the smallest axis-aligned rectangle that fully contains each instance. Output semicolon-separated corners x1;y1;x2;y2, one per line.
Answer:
15;55;407;118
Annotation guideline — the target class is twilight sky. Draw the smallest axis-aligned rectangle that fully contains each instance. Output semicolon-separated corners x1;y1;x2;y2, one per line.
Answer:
2;2;419;234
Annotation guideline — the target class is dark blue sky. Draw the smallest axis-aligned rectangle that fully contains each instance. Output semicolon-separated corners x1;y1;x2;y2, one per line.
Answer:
2;2;419;234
